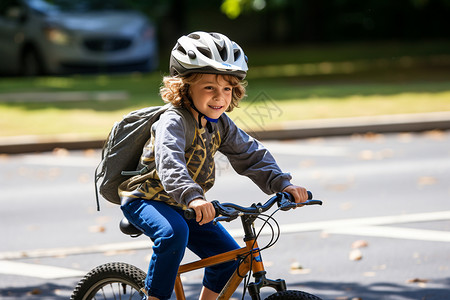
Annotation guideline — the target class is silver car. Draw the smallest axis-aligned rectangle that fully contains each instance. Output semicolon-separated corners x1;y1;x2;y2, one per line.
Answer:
0;0;158;76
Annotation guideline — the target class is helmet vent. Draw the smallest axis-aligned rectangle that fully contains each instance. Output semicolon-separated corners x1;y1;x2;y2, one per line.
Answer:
197;46;212;59
188;33;201;40
233;49;241;62
176;44;187;55
216;43;228;61
210;33;221;40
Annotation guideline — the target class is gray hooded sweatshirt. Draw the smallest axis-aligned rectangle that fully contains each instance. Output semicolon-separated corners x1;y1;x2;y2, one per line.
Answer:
119;107;292;208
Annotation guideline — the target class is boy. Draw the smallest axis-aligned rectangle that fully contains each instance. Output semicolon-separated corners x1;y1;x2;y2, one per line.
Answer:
119;31;309;300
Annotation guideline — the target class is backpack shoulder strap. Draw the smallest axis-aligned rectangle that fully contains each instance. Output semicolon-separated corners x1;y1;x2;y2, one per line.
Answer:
169;106;196;150
116;106;195;177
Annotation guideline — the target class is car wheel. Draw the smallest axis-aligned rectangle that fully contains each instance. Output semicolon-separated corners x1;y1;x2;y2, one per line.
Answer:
21;48;44;76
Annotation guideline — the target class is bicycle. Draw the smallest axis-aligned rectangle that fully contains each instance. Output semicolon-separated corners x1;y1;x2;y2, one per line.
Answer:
71;192;323;300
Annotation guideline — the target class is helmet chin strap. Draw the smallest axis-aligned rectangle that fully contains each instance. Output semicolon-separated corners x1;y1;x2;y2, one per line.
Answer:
190;102;218;133
186;92;219;133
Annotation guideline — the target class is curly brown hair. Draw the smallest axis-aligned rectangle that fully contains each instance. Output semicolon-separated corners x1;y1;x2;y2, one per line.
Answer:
160;73;247;112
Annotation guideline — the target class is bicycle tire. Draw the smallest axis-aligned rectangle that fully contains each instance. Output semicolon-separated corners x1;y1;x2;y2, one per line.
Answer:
265;290;323;300
71;262;146;300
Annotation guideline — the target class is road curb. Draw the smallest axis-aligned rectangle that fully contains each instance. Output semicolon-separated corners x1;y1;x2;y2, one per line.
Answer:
250;111;450;140
1;112;450;154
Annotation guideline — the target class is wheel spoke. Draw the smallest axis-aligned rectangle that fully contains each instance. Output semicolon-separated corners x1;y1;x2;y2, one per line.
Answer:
70;263;146;300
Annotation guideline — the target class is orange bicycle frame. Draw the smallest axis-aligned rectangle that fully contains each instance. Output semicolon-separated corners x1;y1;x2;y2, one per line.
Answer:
174;216;286;300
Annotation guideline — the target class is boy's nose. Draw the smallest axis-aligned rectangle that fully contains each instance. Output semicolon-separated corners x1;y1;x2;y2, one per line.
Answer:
214;90;225;100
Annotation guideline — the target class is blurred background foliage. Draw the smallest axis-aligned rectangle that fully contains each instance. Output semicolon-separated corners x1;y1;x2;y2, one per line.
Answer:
123;0;450;75
124;0;450;47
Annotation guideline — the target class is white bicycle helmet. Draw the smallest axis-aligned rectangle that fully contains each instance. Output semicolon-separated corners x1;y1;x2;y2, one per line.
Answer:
170;31;248;80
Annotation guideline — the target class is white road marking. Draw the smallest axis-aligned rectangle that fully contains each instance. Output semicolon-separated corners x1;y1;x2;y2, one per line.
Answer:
0;240;151;260
275;210;450;232
326;226;450;242
21;154;99;167
1;210;449;279
0;260;85;279
247;210;450;243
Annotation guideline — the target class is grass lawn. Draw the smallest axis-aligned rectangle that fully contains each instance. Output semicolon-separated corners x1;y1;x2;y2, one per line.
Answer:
1;41;449;138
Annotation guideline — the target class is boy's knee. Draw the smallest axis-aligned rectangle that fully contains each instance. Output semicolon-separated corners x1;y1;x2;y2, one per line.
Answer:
154;222;189;252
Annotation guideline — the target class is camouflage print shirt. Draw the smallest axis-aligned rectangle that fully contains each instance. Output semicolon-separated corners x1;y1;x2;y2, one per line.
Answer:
118;108;292;209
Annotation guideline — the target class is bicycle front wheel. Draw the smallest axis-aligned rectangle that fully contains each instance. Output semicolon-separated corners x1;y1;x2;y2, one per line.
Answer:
265;290;323;300
71;262;146;300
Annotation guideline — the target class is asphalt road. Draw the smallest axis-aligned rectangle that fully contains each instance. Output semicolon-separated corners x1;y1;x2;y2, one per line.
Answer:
1;130;449;300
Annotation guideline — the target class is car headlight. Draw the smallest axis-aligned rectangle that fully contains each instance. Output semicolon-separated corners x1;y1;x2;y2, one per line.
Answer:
43;26;70;45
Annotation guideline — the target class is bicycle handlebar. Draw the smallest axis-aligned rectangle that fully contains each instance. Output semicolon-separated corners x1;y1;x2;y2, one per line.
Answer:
184;191;322;222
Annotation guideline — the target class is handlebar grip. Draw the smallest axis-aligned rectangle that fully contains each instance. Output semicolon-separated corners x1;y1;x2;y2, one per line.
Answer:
184;208;196;220
305;199;323;206
284;190;313;201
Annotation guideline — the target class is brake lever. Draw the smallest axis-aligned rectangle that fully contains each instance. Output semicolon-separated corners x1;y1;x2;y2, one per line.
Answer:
213;215;238;225
212;200;240;217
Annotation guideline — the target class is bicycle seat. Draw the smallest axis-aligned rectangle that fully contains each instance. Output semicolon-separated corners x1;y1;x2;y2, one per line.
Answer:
119;217;143;237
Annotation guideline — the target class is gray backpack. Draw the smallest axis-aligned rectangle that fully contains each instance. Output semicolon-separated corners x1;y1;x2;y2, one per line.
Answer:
94;104;195;210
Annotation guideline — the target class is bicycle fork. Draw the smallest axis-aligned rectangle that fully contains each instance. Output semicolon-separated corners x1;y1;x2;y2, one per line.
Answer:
219;216;287;300
220;242;286;299
174;215;287;300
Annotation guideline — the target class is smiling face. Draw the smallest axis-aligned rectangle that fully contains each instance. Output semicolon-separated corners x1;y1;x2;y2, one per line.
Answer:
188;74;233;126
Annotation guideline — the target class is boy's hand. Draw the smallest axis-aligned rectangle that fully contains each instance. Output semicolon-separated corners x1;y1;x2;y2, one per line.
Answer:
188;199;215;225
282;185;309;206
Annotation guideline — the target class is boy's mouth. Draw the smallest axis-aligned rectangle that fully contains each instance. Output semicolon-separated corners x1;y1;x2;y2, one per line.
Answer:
209;105;223;110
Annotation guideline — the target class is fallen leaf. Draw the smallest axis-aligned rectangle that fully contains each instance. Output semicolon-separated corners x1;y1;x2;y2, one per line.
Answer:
289;268;311;275
289;262;311;274
28;288;42;295
89;225;106;233
290;261;303;270
52;148;70;156
407;278;428;283
358;150;375;160
349;249;363;261
363;132;384;140
358;149;393;160
417;176;437;186
351;240;369;249
363;271;376;277
83;149;97;157
320;231;330;238
424;130;445;140
373;264;387;270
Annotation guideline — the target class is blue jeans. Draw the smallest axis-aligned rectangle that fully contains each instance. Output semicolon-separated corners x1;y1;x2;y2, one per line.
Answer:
121;199;240;300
